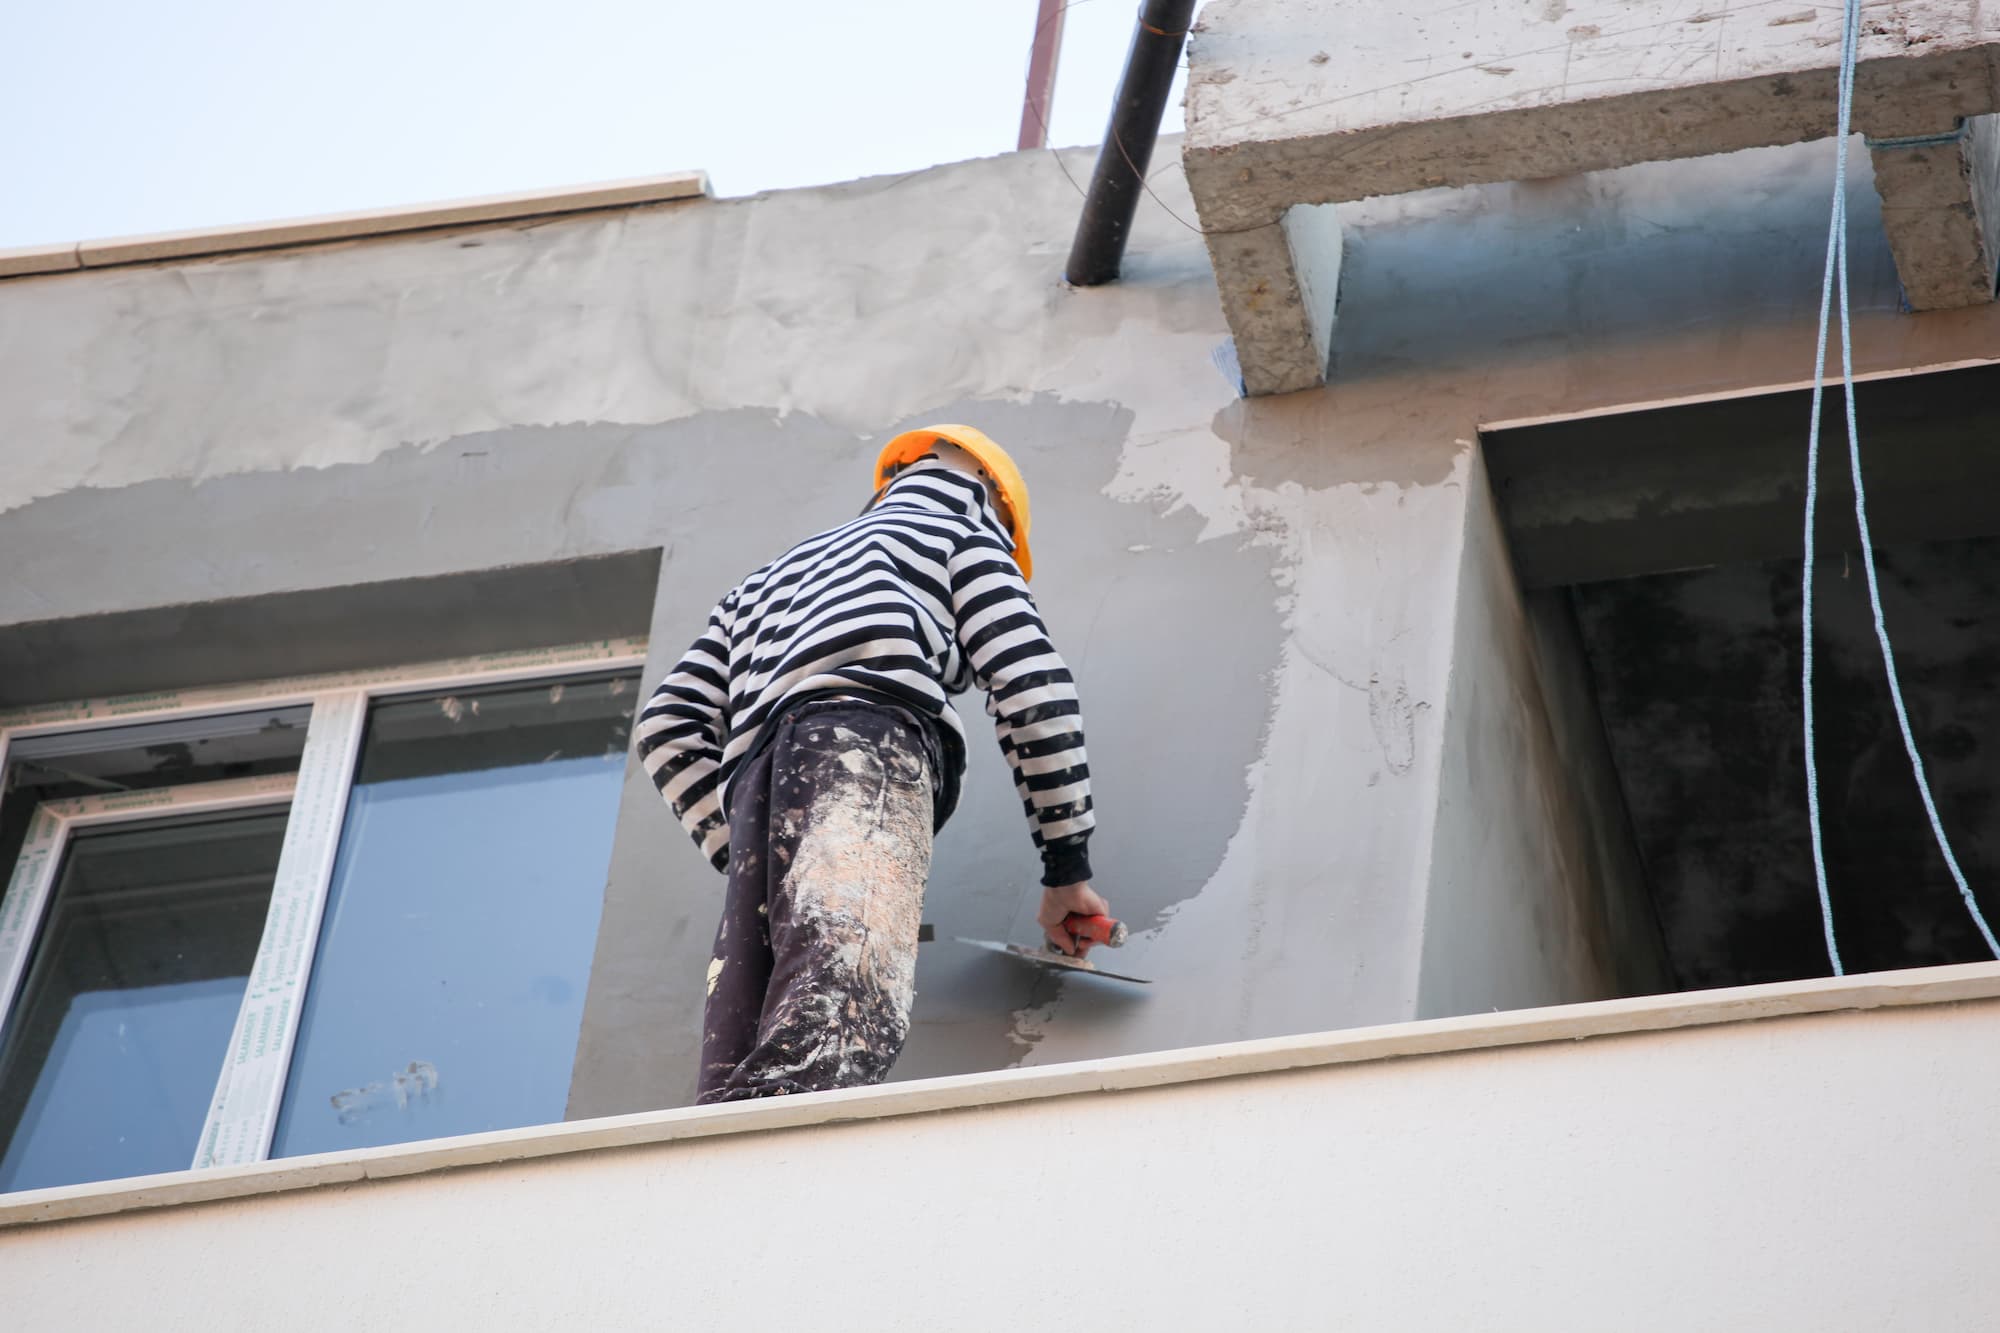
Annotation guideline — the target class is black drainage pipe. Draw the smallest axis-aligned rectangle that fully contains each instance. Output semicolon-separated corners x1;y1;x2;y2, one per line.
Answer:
1064;0;1198;287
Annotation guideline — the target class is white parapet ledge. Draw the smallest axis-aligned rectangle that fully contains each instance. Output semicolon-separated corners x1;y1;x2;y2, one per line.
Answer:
4;959;1999;1230
0;242;81;279
0;171;711;279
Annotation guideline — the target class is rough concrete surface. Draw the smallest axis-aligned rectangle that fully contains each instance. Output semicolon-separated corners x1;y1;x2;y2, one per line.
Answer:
1184;0;2000;390
1870;114;2000;309
1186;0;1998;164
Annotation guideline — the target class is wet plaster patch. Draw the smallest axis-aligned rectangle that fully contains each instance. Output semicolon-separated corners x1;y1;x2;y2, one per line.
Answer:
0;394;1286;1108
1002;385;1482;1065
876;397;1285;1083
1028;390;1479;1062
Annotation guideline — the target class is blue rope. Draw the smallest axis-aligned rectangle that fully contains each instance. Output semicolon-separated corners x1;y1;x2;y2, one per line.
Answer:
1802;0;2000;972
1801;0;1856;975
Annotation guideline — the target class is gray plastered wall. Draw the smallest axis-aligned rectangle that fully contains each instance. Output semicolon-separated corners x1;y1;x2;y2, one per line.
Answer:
4;127;1997;1117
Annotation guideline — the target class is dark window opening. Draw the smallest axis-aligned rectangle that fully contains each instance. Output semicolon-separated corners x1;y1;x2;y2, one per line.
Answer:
1487;363;2000;989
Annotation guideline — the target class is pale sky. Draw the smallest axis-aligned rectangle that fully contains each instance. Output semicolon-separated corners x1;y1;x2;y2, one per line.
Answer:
0;0;1189;248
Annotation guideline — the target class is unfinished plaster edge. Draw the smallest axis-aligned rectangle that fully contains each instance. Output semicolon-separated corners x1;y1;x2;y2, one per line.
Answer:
0;171;713;279
7;960;1999;1231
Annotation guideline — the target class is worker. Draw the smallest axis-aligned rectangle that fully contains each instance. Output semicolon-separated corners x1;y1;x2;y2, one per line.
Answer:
638;425;1107;1103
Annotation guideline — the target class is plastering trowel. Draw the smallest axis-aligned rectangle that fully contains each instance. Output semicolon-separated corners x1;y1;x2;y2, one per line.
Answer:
954;912;1152;984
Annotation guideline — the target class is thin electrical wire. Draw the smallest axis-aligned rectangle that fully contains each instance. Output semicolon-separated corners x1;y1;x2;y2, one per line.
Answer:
1020;0;1229;239
1108;123;1207;235
1802;0;2000;972
1020;0;1098;203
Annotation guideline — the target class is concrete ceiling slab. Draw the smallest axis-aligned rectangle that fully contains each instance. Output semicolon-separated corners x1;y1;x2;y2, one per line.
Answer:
1184;0;2000;393
1484;362;2000;986
1484;362;2000;589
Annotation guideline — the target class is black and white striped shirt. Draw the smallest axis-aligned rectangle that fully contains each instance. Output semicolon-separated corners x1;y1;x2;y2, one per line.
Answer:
637;461;1094;885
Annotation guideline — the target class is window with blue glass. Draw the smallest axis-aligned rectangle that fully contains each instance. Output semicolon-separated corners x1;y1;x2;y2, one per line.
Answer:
272;674;632;1155
0;648;642;1193
0;810;289;1192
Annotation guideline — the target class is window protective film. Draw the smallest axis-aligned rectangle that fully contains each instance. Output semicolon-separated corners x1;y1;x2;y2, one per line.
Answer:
270;672;635;1156
0;810;288;1192
0;707;309;889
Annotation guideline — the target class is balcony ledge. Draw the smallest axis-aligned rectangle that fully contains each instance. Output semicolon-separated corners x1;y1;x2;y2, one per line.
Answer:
5;958;1998;1230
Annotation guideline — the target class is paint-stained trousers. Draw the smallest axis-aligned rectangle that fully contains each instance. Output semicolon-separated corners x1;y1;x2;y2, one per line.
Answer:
697;700;936;1103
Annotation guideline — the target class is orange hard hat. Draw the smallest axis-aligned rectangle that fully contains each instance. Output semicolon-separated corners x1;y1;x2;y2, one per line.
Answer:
874;424;1034;581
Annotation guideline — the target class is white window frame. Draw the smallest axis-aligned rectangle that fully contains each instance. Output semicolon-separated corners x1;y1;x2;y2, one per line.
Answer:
0;636;647;1175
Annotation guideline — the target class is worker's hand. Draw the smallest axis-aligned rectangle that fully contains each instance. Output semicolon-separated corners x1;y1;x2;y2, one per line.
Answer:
1038;881;1110;956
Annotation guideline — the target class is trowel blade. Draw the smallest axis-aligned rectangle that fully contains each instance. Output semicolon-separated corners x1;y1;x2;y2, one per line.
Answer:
955;937;1152;985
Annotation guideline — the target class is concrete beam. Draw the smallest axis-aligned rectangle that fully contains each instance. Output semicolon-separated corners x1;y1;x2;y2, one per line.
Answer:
1870;117;2000;309
1184;0;2000;394
1201;204;1345;396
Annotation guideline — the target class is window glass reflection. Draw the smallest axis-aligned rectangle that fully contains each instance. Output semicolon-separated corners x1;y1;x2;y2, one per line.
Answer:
271;672;635;1157
0;811;288;1192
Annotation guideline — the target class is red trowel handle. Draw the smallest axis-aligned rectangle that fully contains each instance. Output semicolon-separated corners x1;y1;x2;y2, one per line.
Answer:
1061;913;1128;948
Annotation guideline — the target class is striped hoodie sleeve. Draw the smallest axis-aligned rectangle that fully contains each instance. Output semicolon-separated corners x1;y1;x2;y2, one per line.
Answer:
636;596;736;872
947;533;1095;887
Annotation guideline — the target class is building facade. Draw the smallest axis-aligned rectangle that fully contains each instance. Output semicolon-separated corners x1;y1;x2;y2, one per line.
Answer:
4;2;2000;1325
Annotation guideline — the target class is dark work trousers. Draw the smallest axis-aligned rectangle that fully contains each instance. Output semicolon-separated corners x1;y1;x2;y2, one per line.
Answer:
696;700;936;1103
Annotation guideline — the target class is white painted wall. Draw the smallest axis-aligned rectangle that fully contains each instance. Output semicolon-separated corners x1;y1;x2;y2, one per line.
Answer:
6;991;1998;1331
